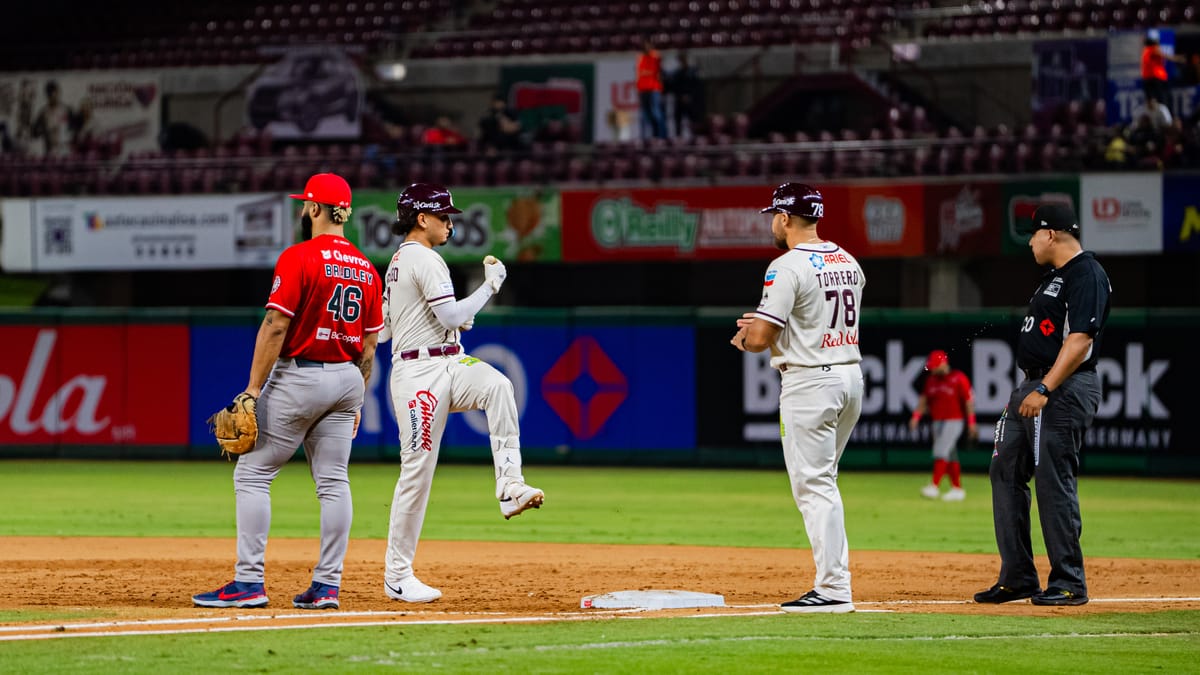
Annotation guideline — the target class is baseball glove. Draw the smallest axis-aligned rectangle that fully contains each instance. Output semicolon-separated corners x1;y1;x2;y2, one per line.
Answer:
206;393;259;459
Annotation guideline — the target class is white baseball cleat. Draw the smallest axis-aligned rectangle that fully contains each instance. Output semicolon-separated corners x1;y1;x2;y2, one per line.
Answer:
500;483;545;520
942;487;966;501
384;576;442;603
920;483;941;500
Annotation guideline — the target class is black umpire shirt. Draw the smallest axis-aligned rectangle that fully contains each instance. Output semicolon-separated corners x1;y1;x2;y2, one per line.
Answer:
1017;251;1112;372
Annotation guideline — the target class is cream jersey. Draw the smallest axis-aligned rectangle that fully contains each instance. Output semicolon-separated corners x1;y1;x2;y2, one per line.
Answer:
382;241;460;353
753;241;865;370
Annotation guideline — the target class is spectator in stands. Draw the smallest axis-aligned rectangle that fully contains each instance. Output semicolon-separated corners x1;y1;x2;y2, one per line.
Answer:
1103;134;1129;170
666;51;704;138
636;39;667;140
32;80;72;157
422;116;468;148
1141;31;1186;112
478;94;523;152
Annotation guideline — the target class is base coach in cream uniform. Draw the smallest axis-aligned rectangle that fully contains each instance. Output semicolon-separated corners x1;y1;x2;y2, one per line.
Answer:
732;183;866;614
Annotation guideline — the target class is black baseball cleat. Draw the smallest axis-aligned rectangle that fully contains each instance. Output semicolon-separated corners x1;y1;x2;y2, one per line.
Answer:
781;590;855;614
973;584;1041;603
1031;588;1089;606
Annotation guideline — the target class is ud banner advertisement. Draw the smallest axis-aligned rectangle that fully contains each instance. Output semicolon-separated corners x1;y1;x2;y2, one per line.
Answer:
0;325;189;447
561;185;778;262
3;194;288;272
0;70;161;157
697;312;1195;463
1162;174;1200;253
922;182;1002;255
345;188;562;266
1079;173;1163;253
246;47;363;139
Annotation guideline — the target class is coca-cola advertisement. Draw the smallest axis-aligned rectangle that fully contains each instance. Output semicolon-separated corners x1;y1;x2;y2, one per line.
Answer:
0;325;189;446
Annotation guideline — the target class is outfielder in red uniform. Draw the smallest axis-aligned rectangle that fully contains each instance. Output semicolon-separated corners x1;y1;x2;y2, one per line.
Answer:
910;350;976;501
193;173;383;611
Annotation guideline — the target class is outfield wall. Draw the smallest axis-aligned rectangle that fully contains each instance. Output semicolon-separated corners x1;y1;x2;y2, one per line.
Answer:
0;308;1194;475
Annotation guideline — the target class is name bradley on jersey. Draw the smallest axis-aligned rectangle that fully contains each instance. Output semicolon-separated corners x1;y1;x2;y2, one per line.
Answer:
324;263;375;284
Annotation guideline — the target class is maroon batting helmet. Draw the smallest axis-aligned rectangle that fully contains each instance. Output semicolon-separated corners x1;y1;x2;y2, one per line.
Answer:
396;183;463;215
761;183;824;219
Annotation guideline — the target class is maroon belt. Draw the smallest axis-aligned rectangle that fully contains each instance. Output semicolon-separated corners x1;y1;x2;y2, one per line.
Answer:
399;344;462;361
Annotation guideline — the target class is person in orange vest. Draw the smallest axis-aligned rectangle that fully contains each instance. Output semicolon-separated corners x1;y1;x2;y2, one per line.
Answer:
1141;30;1186;112
636;39;667;140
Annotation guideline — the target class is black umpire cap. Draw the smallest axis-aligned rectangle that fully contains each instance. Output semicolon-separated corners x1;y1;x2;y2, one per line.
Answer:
1031;203;1081;237
761;183;824;219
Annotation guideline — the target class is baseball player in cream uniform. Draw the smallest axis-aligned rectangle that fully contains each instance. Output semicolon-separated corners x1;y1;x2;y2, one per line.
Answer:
378;183;544;604
732;183;865;614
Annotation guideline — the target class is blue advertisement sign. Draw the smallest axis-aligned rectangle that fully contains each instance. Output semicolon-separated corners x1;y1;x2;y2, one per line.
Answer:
190;323;697;454
1162;174;1200;253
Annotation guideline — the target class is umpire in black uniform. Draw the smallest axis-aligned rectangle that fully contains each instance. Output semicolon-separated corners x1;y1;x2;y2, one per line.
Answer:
975;203;1111;607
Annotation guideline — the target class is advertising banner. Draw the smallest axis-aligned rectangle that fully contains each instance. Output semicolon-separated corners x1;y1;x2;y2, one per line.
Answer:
1000;177;1079;254
0;325;189;446
561;185;780;262
593;57;640;143
359;324;696;453
697;313;1194;456
1105;28;1200;125
1079;173;1163;253
1162;174;1200;253
499;63;594;143
245;47;363;139
21;194;289;271
922;182;1003;256
345;188;562;266
0;70;161;157
841;183;926;258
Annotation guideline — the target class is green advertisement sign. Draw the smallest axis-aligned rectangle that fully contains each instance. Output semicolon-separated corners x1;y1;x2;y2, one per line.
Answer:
343;188;561;266
499;63;595;143
1000;177;1080;255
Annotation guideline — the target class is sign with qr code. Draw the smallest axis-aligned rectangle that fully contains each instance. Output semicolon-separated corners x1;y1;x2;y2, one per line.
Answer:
5;194;289;271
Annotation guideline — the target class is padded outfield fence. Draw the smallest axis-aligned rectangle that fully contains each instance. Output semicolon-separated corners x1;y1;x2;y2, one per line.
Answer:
0;307;1194;475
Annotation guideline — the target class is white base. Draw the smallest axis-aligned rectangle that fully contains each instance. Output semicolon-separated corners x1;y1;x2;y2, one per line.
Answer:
581;589;726;610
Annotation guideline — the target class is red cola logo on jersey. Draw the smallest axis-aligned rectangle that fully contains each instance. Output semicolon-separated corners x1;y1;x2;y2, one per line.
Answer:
407;390;439;452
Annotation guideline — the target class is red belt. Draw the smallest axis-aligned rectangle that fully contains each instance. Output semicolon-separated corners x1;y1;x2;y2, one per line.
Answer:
399;344;462;361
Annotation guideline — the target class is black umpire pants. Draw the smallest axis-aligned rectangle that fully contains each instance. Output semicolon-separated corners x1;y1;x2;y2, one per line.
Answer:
989;371;1100;595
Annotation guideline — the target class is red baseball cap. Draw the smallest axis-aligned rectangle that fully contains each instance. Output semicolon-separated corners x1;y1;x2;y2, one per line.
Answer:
289;173;352;209
926;350;949;370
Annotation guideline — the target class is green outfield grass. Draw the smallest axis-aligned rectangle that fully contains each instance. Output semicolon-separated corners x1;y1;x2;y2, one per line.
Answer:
2;460;1198;558
1;460;1198;673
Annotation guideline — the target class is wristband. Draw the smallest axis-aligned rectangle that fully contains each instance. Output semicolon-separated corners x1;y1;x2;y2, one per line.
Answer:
967;413;976;425
1034;383;1051;396
910;411;922;422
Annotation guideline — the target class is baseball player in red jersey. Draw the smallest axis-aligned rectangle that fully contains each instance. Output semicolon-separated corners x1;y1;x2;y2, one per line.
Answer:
910;350;976;501
732;183;865;614
193;173;383;611
379;183;543;604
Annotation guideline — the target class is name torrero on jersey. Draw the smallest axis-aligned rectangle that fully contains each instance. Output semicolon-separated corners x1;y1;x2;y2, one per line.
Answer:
814;269;861;288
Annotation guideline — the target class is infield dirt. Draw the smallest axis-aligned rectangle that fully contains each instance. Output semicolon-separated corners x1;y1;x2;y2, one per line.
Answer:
4;536;1199;634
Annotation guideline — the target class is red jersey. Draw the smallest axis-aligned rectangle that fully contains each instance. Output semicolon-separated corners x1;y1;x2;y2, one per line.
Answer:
266;234;384;362
1142;45;1168;81
921;370;974;421
636;51;663;92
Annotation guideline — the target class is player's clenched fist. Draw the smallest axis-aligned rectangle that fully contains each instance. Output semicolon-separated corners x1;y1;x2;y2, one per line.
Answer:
483;255;507;291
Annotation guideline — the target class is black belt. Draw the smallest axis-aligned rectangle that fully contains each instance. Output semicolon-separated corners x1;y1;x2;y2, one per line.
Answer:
1022;366;1049;379
295;358;332;368
399;344;462;361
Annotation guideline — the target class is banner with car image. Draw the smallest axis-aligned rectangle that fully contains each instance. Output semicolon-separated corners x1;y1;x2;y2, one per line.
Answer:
245;47;363;139
342;188;562;265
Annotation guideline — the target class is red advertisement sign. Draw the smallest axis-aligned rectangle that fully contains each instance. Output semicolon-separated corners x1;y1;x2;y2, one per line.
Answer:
921;182;1003;256
0;325;189;445
561;185;782;261
838;183;926;258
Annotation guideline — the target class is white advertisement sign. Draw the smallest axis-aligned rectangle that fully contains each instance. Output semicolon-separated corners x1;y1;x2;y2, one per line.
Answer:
246;47;363;139
1079;173;1163;253
0;71;161;157
18;194;289;271
593;57;640;143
